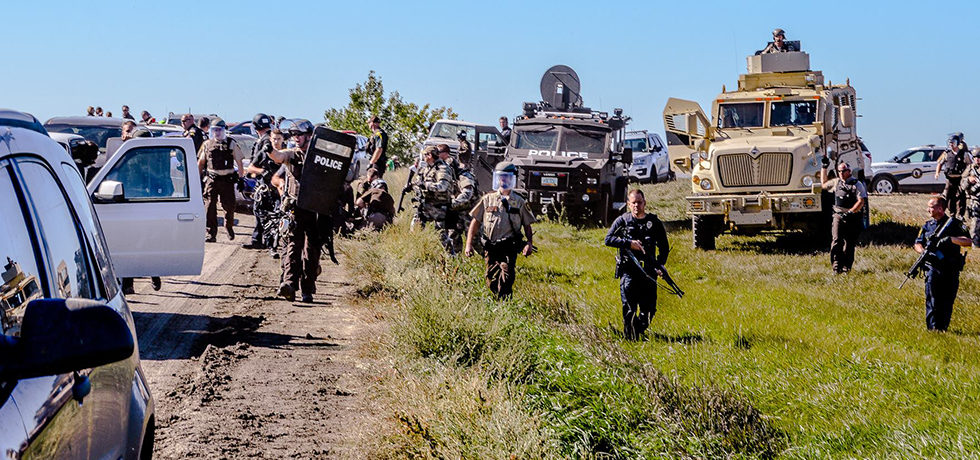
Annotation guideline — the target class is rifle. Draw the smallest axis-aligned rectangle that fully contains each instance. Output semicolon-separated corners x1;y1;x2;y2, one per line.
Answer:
614;226;684;298
899;217;956;289
398;166;417;213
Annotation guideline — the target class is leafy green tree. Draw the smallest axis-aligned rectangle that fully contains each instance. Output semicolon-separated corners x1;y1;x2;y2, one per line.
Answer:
324;71;457;164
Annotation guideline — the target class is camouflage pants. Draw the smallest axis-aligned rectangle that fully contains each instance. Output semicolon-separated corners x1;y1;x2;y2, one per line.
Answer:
421;201;454;253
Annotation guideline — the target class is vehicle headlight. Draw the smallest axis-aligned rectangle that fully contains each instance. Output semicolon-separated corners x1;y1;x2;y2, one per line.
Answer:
700;178;713;190
582;194;590;202
802;176;814;187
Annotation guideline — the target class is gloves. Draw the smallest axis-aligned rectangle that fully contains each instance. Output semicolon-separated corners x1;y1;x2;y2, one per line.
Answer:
821;156;830;168
236;177;246;193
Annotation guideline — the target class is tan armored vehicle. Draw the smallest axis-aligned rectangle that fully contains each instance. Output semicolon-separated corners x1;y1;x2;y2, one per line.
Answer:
663;49;864;249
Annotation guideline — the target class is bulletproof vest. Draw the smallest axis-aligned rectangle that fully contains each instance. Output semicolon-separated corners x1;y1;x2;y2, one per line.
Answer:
834;177;859;209
422;161;453;203
945;148;968;177
620;215;659;263
206;139;235;171
457;170;479;208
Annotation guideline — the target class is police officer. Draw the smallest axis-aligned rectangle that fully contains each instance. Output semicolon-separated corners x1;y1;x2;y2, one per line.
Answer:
821;159;867;273
243;113;279;250
604;189;669;340
198;120;245;242
499;116;511;145
914;197;972;331
457;130;472;161
935;133;970;219
758;28;799;54
465;162;535;299
418;146;455;251
366;115;389;178
448;144;479;254
268;120;324;303
181;113;205;152
355;178;396;231
963;149;980;247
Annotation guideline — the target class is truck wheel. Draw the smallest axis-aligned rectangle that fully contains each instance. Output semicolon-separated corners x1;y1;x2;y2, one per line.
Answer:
692;215;718;250
871;175;897;194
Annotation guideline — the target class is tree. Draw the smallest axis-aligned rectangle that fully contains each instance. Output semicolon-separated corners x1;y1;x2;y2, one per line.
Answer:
324;71;457;164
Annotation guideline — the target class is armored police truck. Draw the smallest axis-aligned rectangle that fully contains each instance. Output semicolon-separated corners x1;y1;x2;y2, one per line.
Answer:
501;65;632;226
663;48;865;249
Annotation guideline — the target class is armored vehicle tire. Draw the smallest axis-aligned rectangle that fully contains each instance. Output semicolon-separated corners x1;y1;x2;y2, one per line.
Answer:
871;175;897;194
692;215;721;250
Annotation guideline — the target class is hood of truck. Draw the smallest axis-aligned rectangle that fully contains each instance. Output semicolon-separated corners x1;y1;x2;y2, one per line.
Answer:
694;134;821;194
710;134;816;156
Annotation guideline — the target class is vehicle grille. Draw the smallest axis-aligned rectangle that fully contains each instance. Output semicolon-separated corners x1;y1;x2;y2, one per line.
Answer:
716;152;792;187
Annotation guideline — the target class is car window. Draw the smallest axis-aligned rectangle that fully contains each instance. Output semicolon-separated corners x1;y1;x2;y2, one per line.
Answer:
43;124;122;149
0;164;44;337
624;138;648;152
478;131;501;150
905;150;929;163
15;160;96;301
103;146;189;200
61;163;117;300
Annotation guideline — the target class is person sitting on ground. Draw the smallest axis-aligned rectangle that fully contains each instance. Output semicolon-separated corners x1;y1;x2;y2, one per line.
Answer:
355;179;396;231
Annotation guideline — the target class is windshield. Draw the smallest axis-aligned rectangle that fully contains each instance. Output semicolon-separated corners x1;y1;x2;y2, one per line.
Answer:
562;129;606;154
513;129;558;150
44;124;122;148
624;138;649;152
718;103;764;128
771;101;817;127
429;122;475;142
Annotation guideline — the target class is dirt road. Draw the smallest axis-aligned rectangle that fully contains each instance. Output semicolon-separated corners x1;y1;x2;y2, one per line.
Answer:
127;215;370;459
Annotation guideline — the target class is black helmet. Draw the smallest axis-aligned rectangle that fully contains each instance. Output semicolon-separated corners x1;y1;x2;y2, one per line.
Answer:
212;119;227;129
495;161;517;174
948;132;965;144
457;129;467;140
252;113;272;130
288;119;314;136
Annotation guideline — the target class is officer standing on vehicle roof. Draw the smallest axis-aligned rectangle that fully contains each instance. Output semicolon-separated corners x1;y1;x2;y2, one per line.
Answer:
914;197;972;331
758;28;799;54
419;145;455;252
243;113;278;250
604;189;669;340
366;115;388;178
181;113;205;152
268;120;323;303
499;116;511;145
465;162;535;299
935;133;970;219
821;159;867;273
198;120;245;242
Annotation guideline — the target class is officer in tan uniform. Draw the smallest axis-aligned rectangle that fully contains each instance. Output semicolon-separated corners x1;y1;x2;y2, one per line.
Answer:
465;162;535;299
197;120;245;242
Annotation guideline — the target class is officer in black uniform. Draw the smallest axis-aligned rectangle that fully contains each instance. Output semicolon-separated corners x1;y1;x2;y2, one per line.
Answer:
499;116;511;145
181;113;205;152
935;133;970;219
914;197;972;331
197;120;245;242
821;159;867;273
366;115;388;178
243;113;279;250
604;189;669;340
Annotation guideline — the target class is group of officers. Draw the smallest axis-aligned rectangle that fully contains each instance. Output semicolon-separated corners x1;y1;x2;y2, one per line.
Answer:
821;132;980;332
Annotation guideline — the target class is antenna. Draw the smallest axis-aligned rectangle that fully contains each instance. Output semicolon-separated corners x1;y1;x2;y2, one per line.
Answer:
539;65;582;111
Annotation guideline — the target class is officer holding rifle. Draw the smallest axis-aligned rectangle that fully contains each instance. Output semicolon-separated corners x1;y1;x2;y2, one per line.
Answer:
911;196;972;332
604;189;673;340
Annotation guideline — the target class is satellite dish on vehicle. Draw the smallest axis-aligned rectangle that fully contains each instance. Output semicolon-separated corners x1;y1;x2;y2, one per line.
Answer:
539;65;582;111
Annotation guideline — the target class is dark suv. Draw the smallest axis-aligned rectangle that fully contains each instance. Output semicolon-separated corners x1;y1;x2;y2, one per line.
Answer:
0;110;155;459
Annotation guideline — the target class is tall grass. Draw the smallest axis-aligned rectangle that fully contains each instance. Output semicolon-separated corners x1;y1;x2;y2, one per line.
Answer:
344;173;980;458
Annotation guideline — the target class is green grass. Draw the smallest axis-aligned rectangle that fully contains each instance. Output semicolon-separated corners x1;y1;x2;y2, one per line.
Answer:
344;172;980;458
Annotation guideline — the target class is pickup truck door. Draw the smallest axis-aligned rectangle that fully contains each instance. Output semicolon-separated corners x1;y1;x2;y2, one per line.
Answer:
663;98;711;174
87;138;205;277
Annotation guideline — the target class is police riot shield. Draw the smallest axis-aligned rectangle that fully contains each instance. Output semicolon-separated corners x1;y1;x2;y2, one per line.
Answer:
297;126;356;215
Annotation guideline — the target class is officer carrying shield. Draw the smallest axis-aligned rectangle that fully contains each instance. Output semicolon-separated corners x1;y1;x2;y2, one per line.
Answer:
604;189;669;340
197;120;245;242
465;162;535;299
268;119;324;303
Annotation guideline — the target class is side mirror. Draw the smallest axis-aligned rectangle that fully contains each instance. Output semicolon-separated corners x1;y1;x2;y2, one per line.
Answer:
94;180;125;202
619;147;633;164
839;106;855;128
0;299;134;381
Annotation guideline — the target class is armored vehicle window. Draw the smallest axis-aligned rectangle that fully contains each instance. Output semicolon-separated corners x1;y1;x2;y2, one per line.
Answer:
718;103;764;128
561;129;606;154
770;101;817;127
514;129;558;151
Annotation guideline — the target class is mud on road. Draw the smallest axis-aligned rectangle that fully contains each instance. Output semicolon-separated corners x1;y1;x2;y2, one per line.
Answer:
126;216;374;459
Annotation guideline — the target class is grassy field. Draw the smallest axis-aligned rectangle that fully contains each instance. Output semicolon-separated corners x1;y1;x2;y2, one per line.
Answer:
344;170;980;458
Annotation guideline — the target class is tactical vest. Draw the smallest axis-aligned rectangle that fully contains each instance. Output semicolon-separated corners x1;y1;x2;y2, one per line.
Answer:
944;148;968;178
834;177;860;210
456;170;480;209
422;161;453;204
206;140;235;171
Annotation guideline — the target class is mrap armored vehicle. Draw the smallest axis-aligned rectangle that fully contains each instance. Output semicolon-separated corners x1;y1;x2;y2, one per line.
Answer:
663;48;864;249
502;65;631;225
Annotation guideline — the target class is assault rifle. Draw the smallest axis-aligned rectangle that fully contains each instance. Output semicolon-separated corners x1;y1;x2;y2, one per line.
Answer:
899;217;956;289
397;166;417;213
614;226;684;298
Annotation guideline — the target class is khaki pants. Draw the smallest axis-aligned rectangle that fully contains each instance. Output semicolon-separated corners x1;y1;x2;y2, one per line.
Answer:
204;176;236;238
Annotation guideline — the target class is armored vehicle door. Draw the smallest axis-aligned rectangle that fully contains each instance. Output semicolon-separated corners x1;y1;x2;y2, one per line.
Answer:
663;98;710;173
473;128;504;190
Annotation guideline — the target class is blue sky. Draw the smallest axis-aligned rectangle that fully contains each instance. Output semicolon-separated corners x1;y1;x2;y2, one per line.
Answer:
3;0;978;159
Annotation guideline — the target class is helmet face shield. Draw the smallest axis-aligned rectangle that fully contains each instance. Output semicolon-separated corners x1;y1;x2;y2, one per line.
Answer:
492;171;516;190
209;126;227;141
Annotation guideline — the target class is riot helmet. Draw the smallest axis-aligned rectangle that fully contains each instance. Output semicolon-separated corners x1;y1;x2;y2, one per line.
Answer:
288;119;314;136
252;113;272;131
370;178;388;190
457;129;467;140
949;132;965;145
209;119;227;141
492;161;518;191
